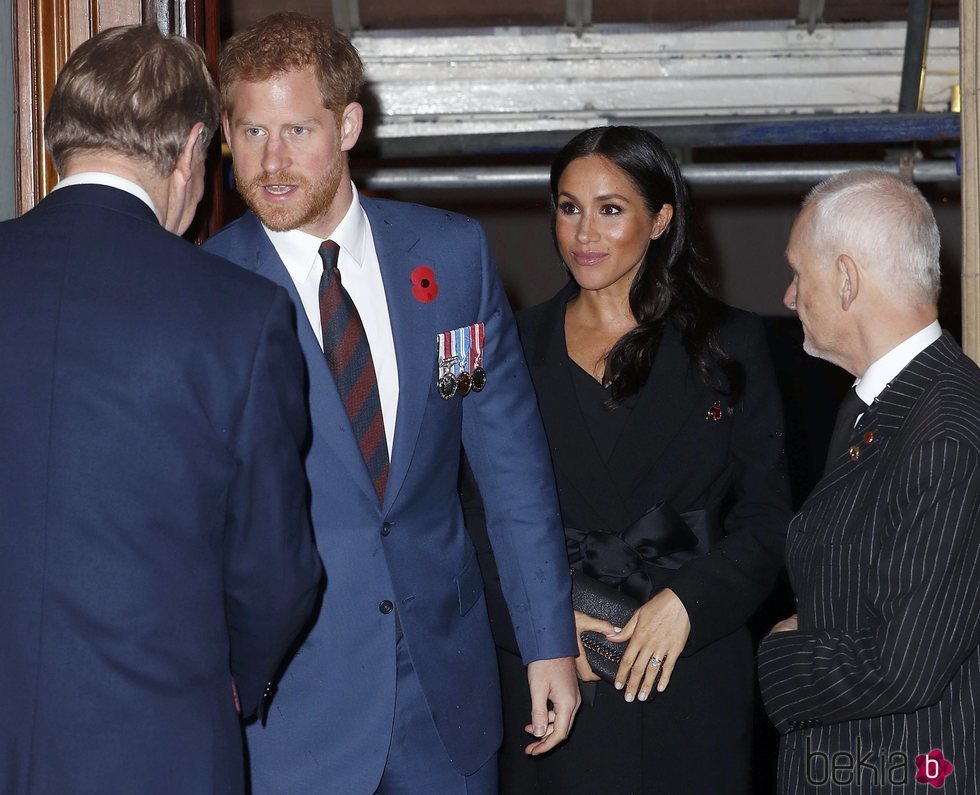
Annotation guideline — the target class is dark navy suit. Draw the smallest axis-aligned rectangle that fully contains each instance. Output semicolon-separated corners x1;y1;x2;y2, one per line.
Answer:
759;333;980;793
0;185;323;794
204;198;577;794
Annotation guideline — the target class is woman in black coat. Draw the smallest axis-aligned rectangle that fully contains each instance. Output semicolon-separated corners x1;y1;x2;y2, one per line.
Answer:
465;126;792;793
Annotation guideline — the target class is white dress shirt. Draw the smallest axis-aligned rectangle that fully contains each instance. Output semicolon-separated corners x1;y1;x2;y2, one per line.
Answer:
53;172;158;218
265;185;399;454
852;320;942;415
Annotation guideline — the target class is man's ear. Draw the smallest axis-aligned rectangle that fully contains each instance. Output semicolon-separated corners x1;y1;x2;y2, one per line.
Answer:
220;112;233;154
174;122;206;184
838;254;860;311
339;102;363;153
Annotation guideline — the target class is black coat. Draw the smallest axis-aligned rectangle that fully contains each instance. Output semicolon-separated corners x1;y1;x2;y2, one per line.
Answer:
466;281;792;793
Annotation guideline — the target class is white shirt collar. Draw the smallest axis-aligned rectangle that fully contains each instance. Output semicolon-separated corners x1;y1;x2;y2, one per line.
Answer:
854;320;942;405
53;172;158;218
264;182;367;284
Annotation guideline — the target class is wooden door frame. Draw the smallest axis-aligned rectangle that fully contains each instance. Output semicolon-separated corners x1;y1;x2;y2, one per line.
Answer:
12;0;217;218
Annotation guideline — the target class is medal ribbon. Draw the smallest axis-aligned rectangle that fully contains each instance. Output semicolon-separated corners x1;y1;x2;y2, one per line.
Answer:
471;323;484;369
439;331;452;374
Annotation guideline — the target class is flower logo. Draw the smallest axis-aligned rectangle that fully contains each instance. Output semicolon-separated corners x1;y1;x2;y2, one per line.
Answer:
915;749;953;788
410;265;438;303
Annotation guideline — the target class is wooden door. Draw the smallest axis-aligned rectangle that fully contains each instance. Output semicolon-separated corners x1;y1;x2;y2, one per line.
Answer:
13;0;219;223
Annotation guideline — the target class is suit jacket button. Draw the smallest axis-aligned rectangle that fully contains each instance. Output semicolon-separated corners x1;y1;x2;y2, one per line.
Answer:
381;522;392;536
379;600;394;614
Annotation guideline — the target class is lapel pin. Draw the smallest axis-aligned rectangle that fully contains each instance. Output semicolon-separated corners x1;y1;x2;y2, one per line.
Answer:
706;400;723;422
411;265;439;303
848;444;861;461
864;430;874;444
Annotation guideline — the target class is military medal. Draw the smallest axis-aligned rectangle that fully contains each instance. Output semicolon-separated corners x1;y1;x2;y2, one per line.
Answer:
438;372;458;399
436;323;486;400
470;323;486;392
437;329;461;400
471;366;487;392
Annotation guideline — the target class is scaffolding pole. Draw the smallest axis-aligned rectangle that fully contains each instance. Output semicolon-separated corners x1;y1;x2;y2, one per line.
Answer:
962;0;980;362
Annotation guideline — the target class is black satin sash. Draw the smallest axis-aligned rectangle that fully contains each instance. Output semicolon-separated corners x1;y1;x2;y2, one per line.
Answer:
566;502;721;602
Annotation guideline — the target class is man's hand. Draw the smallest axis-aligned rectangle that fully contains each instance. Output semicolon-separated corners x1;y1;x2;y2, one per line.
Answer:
769;614;798;634
573;610;617;682
523;657;581;756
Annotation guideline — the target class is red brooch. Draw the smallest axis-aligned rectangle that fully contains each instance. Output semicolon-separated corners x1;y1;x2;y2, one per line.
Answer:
706;400;723;422
411;265;438;303
848;430;876;461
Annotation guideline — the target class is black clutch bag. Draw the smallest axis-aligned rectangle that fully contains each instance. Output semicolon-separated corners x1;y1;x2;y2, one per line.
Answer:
570;570;639;684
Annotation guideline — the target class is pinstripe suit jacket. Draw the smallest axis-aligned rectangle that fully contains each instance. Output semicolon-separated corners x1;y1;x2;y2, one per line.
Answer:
757;332;980;794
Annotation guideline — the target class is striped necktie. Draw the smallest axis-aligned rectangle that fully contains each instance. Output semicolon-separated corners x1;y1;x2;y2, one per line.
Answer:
318;240;389;502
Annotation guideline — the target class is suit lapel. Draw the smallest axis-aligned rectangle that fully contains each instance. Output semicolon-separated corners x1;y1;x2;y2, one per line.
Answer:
362;201;434;510
803;333;954;505
523;286;634;532
234;213;377;504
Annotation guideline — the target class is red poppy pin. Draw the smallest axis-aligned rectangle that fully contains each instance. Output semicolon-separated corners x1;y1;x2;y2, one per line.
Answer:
411;265;438;303
706;400;724;422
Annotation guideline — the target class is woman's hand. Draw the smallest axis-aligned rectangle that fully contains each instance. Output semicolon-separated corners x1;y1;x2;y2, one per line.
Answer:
572;609;619;682
608;588;690;702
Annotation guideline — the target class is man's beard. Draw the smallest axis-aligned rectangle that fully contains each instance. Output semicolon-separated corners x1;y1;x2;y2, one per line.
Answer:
235;157;343;233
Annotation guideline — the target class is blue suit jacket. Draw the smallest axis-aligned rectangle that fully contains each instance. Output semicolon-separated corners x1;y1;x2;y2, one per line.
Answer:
0;185;323;794
204;197;576;793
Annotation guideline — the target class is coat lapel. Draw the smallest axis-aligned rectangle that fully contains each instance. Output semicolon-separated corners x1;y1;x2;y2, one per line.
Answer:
605;322;702;495
233;213;377;504
362;201;434;510
523;288;713;530
522;285;635;532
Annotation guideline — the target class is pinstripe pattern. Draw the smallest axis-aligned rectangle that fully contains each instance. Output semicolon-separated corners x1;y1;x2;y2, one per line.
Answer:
318;241;389;502
758;333;980;794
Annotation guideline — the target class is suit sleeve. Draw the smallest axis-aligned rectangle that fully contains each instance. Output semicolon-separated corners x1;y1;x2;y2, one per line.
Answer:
757;439;980;734
223;287;324;717
460;222;578;665
667;316;793;652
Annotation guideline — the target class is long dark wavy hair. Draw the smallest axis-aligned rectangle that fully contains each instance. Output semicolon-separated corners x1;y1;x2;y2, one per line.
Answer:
551;126;745;405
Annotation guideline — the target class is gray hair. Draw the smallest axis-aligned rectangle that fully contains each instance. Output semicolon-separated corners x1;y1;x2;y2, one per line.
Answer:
45;25;219;177
800;168;941;307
